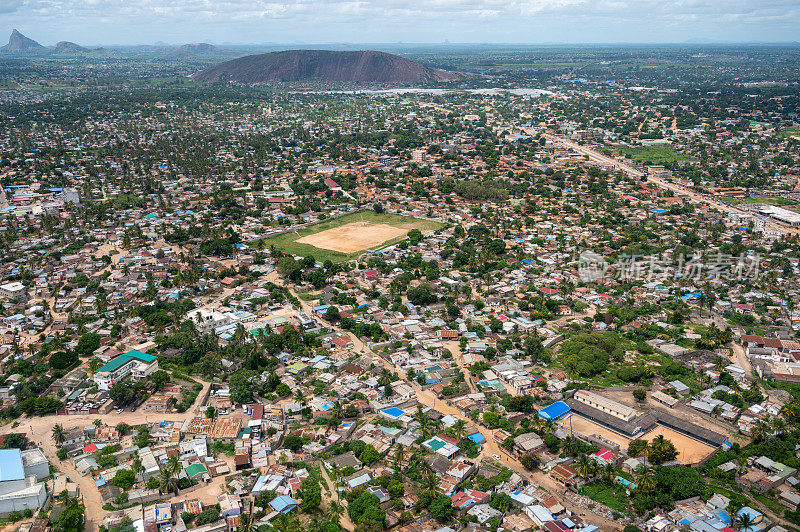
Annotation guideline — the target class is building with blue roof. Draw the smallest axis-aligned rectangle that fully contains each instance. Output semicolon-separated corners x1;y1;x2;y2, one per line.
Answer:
93;350;159;391
269;495;298;514
466;432;485;445
539;401;571;421
0;448;48;513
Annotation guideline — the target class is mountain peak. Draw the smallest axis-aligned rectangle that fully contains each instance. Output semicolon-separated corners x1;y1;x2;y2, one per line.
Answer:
2;29;45;52
191;49;463;83
55;41;90;53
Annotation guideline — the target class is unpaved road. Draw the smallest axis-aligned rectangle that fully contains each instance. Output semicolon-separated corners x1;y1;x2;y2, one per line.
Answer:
0;380;210;531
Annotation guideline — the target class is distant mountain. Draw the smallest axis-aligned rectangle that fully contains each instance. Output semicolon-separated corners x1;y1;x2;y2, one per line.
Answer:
191;49;462;83
2;29;45;53
172;43;220;57
55;41;89;53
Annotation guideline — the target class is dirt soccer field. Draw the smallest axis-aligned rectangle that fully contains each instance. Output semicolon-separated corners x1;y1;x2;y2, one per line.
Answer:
559;415;716;465
640;425;715;465
297;221;408;253
258;211;445;262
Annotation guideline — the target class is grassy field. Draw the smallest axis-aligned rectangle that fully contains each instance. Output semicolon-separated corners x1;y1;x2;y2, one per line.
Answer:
778;127;800;139
726;196;795;206
256;211;444;263
579;482;628;512
616;145;690;163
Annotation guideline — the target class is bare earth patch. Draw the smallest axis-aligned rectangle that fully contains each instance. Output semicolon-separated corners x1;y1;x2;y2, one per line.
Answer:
560;414;716;465
640;425;715;465
296;221;408;253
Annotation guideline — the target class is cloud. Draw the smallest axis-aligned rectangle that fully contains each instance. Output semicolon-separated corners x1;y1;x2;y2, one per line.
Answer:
0;0;23;14
2;0;799;44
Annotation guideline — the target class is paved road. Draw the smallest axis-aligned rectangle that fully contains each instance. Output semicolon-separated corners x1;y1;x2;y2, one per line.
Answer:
542;133;798;236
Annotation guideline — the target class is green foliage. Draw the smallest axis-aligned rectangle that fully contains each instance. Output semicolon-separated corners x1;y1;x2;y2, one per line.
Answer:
75;333;101;355
454;180;509;201
229;369;256;404
560;332;625;377
284;435;304;451
109;380;147;406
347;492;385;527
429;493;454;519
49;351;79;370
52;497;85;532
195;509;220;526
112;469;136;490
298;476;322;513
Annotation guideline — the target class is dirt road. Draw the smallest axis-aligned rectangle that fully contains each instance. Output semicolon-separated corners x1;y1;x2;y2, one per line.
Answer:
0;380;210;531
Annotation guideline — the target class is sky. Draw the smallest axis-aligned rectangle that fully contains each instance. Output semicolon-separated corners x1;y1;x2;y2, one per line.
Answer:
1;0;798;46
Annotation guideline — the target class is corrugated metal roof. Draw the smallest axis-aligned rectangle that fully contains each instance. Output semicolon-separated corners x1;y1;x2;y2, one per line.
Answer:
0;449;25;482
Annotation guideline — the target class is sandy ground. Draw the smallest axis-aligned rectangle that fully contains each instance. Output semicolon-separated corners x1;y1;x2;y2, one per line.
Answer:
296;222;407;253
0;379;211;531
558;414;632;449
559;413;715;465
640;425;715;465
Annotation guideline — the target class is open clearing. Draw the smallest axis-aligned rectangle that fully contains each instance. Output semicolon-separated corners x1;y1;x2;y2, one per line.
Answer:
558;414;631;449
560;414;716;465
640;425;715;465
258;211;444;262
297;221;408;253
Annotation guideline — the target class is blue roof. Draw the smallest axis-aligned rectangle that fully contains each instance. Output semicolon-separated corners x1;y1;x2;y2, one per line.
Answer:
0;449;24;482
467;432;485;444
381;407;404;418
270;495;298;513
539;401;571;421
738;507;762;520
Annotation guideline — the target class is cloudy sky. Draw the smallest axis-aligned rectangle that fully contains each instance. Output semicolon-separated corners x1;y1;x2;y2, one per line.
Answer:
1;0;798;46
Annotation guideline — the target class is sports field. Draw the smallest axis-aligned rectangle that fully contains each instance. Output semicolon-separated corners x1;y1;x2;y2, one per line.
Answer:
258;211;444;262
640;425;715;465
559;415;716;465
726;196;795;206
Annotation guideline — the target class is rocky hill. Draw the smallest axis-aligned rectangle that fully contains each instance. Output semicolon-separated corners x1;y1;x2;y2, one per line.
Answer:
172;43;219;56
191;49;461;83
55;41;89;53
2;29;45;52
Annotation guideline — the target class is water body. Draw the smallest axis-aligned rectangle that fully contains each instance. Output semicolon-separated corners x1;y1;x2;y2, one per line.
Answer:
298;87;555;97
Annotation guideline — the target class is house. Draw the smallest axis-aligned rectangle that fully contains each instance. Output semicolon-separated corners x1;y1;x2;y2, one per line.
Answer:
0;449;48;515
549;464;579;487
325;451;362;471
0;282;26;303
93;350;158;391
269;495;298;514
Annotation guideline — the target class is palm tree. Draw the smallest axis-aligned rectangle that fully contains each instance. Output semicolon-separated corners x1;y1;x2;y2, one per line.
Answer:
164;454;181;477
328;500;344;526
421;471;439;496
132;453;144;479
751;419;769;442
576;454;595;479
602;462;615;483
158;468;179;495
633;463;655;493
733;511;754;531
394;445;405;468
770;417;788;436
452;419;467;441
294;389;306;405
52;424;66;446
